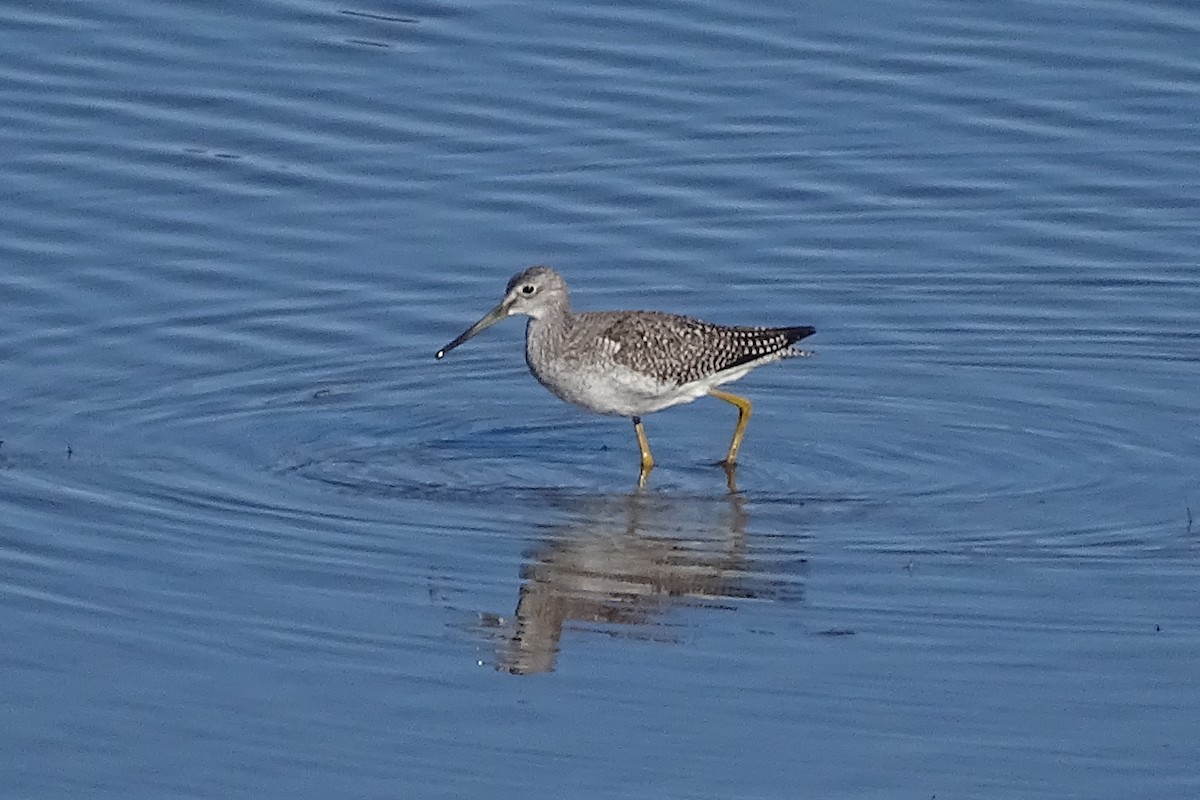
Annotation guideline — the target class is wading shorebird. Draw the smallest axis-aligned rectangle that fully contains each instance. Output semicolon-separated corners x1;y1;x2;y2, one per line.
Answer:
435;266;815;484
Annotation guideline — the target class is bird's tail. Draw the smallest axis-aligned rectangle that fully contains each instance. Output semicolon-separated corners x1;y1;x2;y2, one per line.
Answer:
783;325;816;357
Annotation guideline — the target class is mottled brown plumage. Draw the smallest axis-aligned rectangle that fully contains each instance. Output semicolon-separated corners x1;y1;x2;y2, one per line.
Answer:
595;311;815;386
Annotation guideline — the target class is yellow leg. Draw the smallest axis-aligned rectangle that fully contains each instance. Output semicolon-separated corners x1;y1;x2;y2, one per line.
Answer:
632;415;654;486
708;389;752;465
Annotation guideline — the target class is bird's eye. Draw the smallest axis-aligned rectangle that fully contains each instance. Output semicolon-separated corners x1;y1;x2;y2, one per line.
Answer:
521;284;536;295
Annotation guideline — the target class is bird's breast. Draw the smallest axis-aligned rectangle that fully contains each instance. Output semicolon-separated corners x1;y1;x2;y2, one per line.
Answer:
523;335;689;417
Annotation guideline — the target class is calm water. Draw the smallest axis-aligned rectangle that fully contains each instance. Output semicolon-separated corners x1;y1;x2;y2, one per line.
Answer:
3;0;1199;797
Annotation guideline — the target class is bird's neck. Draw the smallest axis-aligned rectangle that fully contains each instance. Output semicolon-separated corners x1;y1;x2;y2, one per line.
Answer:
525;304;571;356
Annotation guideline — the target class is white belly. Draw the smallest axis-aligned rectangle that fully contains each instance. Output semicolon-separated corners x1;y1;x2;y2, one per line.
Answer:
528;356;751;417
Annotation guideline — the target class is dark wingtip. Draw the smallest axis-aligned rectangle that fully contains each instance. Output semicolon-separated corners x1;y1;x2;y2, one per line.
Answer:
785;325;816;345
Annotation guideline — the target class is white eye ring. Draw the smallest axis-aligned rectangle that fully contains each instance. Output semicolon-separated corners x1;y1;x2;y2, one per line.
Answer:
521;284;536;295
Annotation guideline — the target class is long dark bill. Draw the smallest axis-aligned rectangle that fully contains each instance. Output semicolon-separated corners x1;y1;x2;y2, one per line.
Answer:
434;302;509;359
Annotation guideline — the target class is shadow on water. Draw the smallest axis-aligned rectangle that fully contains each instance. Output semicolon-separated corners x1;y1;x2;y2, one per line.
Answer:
478;482;810;675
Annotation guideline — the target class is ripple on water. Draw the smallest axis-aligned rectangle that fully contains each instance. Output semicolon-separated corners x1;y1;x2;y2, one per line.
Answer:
66;304;1183;558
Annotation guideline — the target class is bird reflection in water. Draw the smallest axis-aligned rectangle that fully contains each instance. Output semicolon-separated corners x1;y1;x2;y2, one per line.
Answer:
486;479;806;675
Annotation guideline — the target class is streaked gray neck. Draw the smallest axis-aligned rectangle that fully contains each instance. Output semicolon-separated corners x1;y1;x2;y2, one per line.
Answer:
525;302;572;369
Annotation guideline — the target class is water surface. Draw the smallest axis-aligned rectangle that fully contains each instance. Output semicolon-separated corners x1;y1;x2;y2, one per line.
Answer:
2;0;1199;797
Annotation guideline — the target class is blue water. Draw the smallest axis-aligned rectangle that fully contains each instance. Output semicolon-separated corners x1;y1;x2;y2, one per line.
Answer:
3;0;1199;797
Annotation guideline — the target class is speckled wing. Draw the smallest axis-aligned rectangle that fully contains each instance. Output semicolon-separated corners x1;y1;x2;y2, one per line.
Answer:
591;311;815;387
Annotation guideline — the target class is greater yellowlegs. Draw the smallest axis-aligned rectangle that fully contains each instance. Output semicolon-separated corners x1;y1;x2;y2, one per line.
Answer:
435;266;815;482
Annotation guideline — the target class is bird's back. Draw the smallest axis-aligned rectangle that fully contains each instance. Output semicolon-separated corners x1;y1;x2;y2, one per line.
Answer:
568;310;815;387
